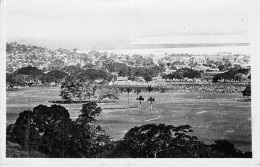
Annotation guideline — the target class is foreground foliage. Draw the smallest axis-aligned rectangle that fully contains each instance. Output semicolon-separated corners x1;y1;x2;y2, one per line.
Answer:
242;85;251;97
7;103;110;158
6;104;252;158
6;141;48;158
108;124;251;158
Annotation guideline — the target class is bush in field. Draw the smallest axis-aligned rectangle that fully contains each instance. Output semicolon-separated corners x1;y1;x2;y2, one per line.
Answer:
143;73;153;82
242;85;251;97
59;86;74;103
95;85;119;101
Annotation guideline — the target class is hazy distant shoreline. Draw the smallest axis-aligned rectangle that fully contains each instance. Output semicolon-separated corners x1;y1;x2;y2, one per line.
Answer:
78;44;250;56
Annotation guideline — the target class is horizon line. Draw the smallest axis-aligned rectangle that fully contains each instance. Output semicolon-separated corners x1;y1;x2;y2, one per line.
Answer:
92;43;250;50
7;41;250;51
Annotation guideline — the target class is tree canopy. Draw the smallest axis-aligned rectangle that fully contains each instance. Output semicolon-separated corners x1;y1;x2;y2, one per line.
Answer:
76;69;113;83
11;66;44;85
108;124;251;158
162;68;201;81
13;65;43;76
6;74;26;87
61;65;83;75
7;109;252;158
242;85;251;97
59;69;115;102
213;68;250;82
41;70;69;84
7;103;111;158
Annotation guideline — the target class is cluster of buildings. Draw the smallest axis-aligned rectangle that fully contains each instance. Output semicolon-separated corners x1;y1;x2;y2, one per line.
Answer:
162;52;250;72
6;43;88;73
6;43;250;82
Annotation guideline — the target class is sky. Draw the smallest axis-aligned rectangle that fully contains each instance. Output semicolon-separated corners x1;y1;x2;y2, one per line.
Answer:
6;0;251;50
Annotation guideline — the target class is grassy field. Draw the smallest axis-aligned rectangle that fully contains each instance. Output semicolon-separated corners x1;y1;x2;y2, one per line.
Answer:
6;86;251;152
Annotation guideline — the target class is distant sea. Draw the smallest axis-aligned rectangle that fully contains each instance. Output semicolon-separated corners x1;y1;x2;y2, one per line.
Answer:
79;45;250;57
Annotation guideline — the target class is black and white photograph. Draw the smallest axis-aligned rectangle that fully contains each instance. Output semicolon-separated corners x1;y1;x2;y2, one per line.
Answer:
0;0;260;166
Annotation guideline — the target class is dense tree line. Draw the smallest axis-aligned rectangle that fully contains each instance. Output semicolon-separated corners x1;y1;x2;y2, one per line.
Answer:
6;62;164;89
103;61;164;82
162;68;201;81
7;66;68;88
6;65;115;89
6;104;252;158
212;68;250;82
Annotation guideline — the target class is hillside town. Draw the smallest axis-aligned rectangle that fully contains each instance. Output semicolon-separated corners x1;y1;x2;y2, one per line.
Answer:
6;42;250;82
6;42;251;99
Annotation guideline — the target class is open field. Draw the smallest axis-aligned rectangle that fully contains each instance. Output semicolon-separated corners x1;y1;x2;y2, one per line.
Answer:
6;86;251;152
